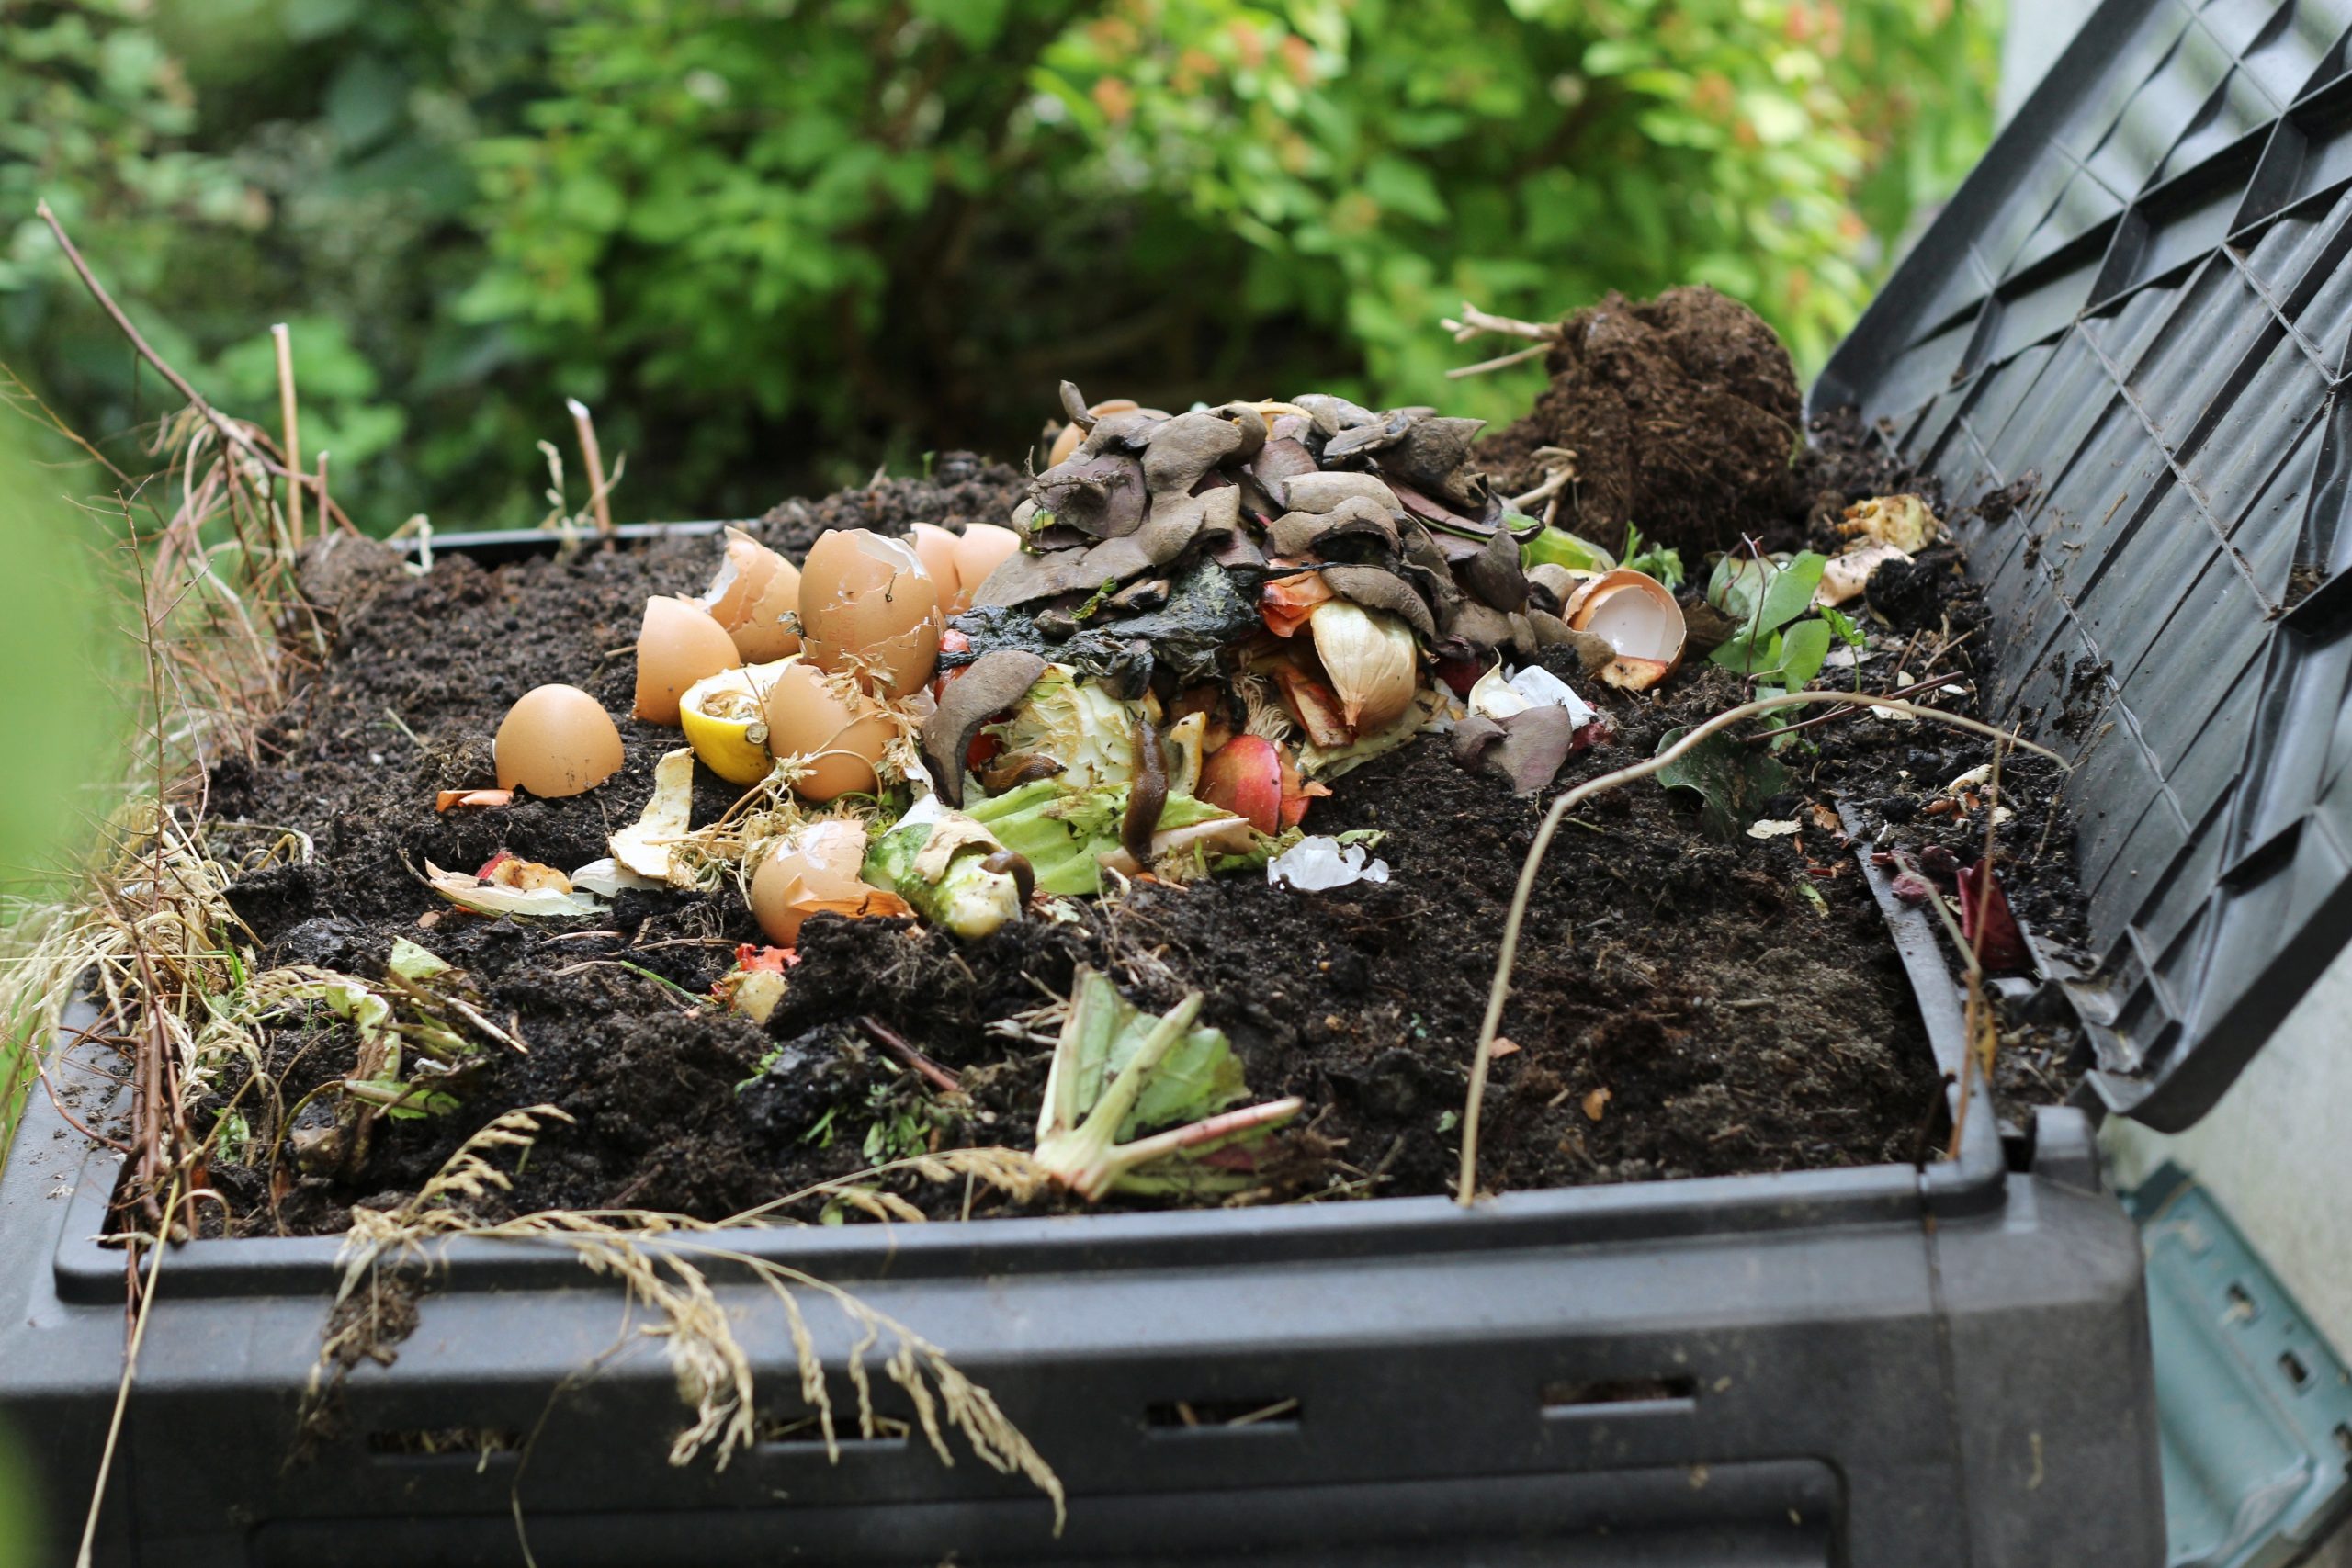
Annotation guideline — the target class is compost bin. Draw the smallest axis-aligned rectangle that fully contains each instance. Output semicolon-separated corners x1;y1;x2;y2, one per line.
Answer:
12;0;2352;1560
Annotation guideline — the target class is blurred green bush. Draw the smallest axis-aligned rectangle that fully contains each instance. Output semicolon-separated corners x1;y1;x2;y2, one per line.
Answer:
1;0;1996;530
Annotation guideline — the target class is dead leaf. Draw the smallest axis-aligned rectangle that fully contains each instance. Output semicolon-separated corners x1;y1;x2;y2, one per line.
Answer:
1490;1037;1521;1058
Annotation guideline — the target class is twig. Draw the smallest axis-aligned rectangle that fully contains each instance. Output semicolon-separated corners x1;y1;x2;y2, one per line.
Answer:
77;1193;170;1568
1508;456;1579;513
1446;341;1551;379
1743;675;1958;745
1454;694;2066;1206
1439;301;1562;344
857;1015;962;1096
566;399;615;538
272;323;300;550
314;450;331;538
37;202;358;533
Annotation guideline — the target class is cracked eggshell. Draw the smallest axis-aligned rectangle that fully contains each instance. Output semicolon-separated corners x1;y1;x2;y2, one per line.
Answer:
634;595;741;726
702;526;802;662
762;659;896;802
1566;570;1686;688
751;819;888;946
494;685;624;798
797;529;943;698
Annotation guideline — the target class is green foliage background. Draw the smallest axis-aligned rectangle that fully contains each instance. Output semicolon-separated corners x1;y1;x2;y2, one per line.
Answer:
2;0;1997;531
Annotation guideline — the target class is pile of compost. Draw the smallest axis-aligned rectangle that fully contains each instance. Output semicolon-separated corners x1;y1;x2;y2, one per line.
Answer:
192;289;2087;1237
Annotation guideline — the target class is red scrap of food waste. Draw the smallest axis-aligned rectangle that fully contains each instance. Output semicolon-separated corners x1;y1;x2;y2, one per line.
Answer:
1433;656;1483;698
1201;733;1326;832
733;943;801;974
1956;861;2031;976
1567;717;1614;759
1200;734;1283;833
475;849;514;880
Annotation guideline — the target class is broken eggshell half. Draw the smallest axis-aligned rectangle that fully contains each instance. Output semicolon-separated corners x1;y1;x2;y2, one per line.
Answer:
634;594;742;726
950;524;1023;614
750;818;910;946
701;526;803;662
797;528;944;699
762;658;898;803
494;684;625;798
1565;569;1686;692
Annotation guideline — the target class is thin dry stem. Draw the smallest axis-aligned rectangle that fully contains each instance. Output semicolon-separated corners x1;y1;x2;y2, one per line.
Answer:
272;324;301;550
566;398;616;537
1440;301;1562;344
319;1111;1066;1541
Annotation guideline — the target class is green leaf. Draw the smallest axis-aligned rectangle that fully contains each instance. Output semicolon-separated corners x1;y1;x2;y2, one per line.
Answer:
1758;552;1828;633
1776;618;1832;690
1820;604;1865;649
1656;727;1792;840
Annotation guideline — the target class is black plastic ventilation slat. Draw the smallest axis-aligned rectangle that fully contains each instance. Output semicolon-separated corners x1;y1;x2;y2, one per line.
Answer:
1814;0;2352;1129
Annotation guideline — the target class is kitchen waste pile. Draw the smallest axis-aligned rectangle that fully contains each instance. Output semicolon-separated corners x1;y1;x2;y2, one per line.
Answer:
392;369;1996;1208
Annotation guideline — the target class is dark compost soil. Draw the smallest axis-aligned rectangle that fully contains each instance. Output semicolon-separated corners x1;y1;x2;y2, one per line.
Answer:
187;408;2087;1240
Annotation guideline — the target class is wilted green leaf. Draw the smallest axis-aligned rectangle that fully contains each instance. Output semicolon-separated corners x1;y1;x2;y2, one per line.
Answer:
1656;726;1792;839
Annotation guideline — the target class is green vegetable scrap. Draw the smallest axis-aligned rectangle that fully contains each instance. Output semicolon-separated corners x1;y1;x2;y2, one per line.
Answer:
965;780;1240;897
1033;969;1302;1201
864;802;1028;939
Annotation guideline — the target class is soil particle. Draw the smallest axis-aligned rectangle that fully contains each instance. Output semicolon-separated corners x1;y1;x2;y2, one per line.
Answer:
1480;287;1806;556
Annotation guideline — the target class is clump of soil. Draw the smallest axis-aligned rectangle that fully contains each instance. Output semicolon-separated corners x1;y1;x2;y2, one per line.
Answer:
184;395;2083;1237
1481;287;1806;557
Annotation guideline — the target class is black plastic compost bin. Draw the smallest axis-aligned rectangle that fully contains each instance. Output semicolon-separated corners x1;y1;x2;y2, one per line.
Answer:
12;0;2352;1559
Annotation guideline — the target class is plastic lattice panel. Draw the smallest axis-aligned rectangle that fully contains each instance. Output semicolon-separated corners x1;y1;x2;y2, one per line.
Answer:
1815;0;2352;1130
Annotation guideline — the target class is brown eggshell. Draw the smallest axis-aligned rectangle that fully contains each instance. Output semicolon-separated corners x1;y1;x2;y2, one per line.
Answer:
750;819;877;946
908;524;964;606
950;524;1023;613
702;526;802;661
703;527;775;626
762;659;896;802
798;529;943;698
1565;569;1687;677
494;685;624;798
634;596;741;726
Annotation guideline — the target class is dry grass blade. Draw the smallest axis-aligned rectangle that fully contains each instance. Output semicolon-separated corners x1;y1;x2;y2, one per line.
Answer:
1455;692;2066;1206
319;1110;1067;1540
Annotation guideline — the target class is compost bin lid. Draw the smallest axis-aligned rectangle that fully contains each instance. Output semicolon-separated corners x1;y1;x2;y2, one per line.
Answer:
1811;0;2352;1131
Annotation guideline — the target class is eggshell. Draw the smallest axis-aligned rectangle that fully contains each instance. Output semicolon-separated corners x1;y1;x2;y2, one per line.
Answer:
949;524;1023;613
750;819;879;945
634;595;741;726
797;529;943;698
1566;570;1687;672
908;524;964;605
494;685;624;798
762;659;896;801
702;526;802;661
